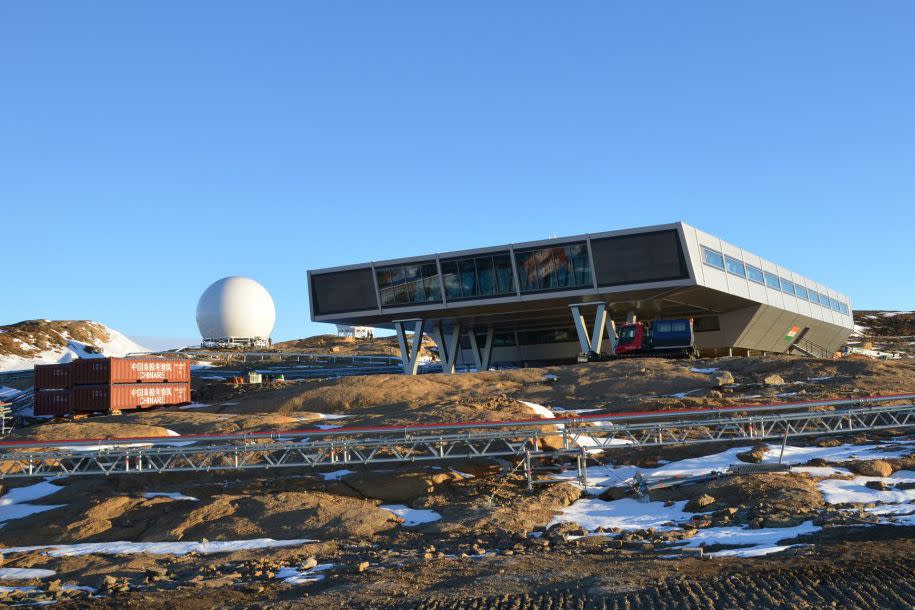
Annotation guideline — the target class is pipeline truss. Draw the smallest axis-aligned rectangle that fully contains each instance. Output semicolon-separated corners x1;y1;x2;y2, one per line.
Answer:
0;394;913;480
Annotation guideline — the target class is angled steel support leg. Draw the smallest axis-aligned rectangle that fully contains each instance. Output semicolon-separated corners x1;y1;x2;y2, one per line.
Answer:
590;304;608;354
570;305;593;354
468;326;495;371
429;320;462;374
606;318;618;354
394;319;425;375
569;302;611;357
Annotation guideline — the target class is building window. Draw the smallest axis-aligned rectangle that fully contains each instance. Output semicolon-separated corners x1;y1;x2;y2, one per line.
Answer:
795;285;809;301
724;256;746;278
440;253;515;300
517;327;576;345
747;265;765;285
764;272;781;289
701;247;725;270
693;316;720;332
376;262;442;306
780;278;796;296
515;243;592;293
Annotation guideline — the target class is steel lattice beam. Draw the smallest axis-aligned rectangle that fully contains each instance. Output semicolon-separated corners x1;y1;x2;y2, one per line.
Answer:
0;397;913;479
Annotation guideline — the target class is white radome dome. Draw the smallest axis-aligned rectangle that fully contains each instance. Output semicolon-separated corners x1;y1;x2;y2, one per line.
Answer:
196;276;276;342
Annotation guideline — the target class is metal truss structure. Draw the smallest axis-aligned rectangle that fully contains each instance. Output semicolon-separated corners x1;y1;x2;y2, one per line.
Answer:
0;394;912;480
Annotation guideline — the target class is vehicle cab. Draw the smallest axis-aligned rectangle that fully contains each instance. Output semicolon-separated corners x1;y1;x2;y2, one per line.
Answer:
614;322;647;355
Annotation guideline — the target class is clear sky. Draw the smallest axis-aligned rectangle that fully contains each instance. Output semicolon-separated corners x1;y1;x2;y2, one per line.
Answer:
2;2;913;347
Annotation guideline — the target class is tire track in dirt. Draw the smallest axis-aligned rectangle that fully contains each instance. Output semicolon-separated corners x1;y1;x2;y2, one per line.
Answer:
394;560;915;610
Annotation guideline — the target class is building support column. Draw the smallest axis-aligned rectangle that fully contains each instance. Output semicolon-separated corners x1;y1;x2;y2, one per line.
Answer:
429;320;462;374
394;319;425;375
569;303;617;357
468;326;495;371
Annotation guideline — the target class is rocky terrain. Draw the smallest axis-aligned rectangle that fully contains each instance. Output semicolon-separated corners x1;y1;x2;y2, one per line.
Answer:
0;320;148;372
852;310;915;358
0;351;912;607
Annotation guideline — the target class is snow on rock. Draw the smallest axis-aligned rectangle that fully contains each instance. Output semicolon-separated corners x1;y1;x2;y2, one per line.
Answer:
520;401;629;453
0;321;151;372
275;563;334;585
818;470;915;505
0;568;56;580
0;481;66;524
321;469;353;481
143;492;199;501
678;521;820;557
380;505;442;527
519;401;555;419
550;498;690;532
690;367;719;374
0;538;316;557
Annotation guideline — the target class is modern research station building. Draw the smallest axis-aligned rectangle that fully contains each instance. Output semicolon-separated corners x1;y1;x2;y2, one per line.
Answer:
308;222;854;373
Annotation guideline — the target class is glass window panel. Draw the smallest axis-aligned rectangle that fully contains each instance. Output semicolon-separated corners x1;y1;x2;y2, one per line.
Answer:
724;256;746;277
515;243;592;293
781;278;796;296
747;265;765;284
393;283;410;304
441;261;461;300
764;272;780;289
817;292;829;307
476;257;495;296
830;297;841;311
376;262;442;306
494;255;514;294
795;285;809;301
424;275;441;301
702;247;725;269
459;260;476;297
494;332;516;347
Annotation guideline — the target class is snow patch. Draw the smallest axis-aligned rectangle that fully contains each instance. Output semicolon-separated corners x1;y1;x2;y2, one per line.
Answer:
380;505;442;527
690;367;719;374
321;469;353;481
0;568;56;580
275;563;334;585
0;538;316;557
550;498;690;532
143;492;199;501
0;481;65;524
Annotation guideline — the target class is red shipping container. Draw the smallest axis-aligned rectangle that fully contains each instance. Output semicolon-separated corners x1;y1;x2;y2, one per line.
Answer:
34;364;73;390
73;383;191;412
35;389;72;416
73;358;191;385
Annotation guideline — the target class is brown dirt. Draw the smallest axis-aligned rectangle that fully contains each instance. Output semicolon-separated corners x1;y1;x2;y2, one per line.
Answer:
1;354;914;607
274;333;437;360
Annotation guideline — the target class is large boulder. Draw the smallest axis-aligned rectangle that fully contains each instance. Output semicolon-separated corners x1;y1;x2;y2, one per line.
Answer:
737;444;769;464
686;494;717;512
712;371;735;387
763;374;785;386
342;470;457;502
851;460;894;478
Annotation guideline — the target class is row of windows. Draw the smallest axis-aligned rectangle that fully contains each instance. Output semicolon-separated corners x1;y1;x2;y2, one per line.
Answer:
441;254;515;301
376;263;442;306
515;243;592;292
701;247;850;315
379;243;595;307
458;328;576;349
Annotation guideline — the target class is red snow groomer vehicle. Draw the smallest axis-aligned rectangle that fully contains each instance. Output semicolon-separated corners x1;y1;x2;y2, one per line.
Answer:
613;318;696;359
578;318;696;362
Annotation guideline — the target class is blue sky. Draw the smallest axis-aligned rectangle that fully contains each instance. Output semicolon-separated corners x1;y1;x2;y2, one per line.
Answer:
1;2;913;347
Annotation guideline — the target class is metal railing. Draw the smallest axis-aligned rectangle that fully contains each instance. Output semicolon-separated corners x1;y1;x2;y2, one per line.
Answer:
0;394;912;480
